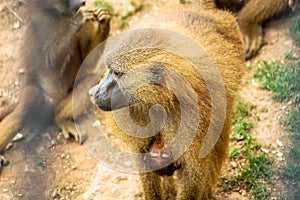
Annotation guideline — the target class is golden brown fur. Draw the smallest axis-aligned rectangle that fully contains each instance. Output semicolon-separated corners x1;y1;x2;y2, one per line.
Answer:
89;1;244;199
0;0;110;154
215;0;298;59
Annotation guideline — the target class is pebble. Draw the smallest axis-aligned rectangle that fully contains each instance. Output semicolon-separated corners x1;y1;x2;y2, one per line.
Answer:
0;5;3;12
12;133;23;142
14;81;20;87
284;40;292;45
230;161;237;168
3;188;8;193
5;142;14;151
261;148;269;154
252;79;259;87
19;68;25;74
276;152;284;157
13;21;20;29
240;189;247;196
276;139;284;148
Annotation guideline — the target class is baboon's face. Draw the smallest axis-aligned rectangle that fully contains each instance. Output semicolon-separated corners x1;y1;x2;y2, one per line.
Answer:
89;64;165;111
89;70;129;111
39;0;86;15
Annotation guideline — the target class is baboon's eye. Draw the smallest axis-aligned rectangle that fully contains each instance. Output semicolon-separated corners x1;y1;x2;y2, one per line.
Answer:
72;0;86;13
113;71;124;77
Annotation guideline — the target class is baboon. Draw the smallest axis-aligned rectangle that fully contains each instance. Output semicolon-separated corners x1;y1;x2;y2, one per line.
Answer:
89;1;244;199
217;0;299;59
237;0;296;59
0;0;110;160
215;0;248;11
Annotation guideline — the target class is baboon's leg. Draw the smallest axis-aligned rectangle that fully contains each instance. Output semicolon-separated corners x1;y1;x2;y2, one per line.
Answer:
238;0;289;59
0;84;45;151
55;74;97;143
140;172;162;200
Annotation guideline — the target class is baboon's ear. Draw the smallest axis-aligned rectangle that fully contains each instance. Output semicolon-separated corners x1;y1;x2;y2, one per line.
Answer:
150;64;164;85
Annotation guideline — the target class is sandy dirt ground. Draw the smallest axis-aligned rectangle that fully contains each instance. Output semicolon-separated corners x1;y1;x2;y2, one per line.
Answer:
0;0;299;199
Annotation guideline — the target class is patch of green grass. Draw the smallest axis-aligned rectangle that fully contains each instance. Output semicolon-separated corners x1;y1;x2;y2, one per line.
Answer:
94;0;115;15
283;162;300;179
221;99;274;200
285;107;300;138
253;20;300;199
37;157;47;169
290;20;300;48
119;0;144;28
254;61;300;103
73;189;83;197
284;49;292;59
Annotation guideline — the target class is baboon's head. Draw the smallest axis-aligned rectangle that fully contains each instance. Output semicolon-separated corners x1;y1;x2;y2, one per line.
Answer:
35;0;86;16
89;53;173;112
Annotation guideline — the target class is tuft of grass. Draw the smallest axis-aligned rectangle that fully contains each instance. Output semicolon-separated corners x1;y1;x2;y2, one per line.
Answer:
221;99;274;200
119;0;144;28
290;20;300;48
253;20;300;199
285;107;300;138
254;61;300;103
282;162;300;179
284;49;292;59
94;0;115;15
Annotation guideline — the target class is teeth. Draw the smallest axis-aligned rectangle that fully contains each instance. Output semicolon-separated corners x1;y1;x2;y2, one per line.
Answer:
150;152;159;158
161;153;170;159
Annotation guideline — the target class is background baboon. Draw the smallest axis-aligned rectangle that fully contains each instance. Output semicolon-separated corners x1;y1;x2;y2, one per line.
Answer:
237;0;295;59
89;1;244;199
216;0;248;11
217;0;299;59
0;0;110;158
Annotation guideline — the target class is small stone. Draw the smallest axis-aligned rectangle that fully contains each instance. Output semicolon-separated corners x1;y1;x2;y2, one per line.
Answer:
0;5;3;12
12;133;23;142
19;68;25;74
276;152;283;157
14;81;20;87
240;189;247;196
231;161;237;168
3;188;8;193
252;79;259;87
71;165;77;170
276;139;284;148
10;180;16;185
13;21;21;29
5;142;14;151
261;148;269;154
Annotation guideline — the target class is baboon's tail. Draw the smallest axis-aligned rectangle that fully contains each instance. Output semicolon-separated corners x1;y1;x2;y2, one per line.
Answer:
0;85;44;151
